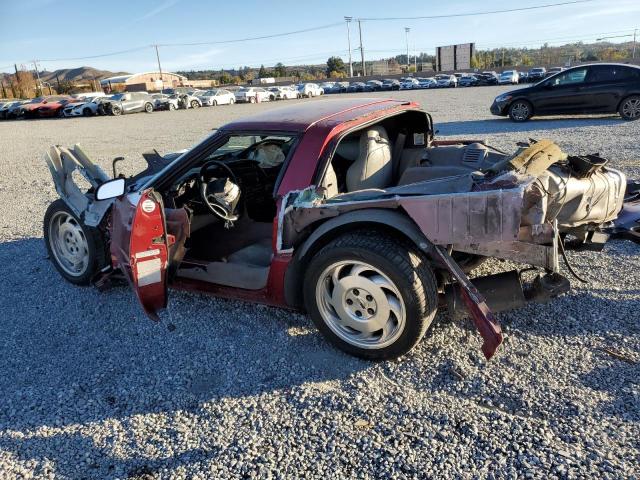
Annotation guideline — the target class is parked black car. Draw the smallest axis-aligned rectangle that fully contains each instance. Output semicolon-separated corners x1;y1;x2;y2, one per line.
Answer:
366;80;384;91
490;63;640;122
459;75;479;87
528;67;547;82
347;82;368;93
381;79;401;90
475;74;498;86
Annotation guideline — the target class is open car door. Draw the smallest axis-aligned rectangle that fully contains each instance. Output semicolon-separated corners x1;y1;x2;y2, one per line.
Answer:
111;189;169;319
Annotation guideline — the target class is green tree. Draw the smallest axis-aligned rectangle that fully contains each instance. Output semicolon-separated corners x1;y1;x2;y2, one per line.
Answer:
274;62;286;77
258;64;267;78
326;56;345;76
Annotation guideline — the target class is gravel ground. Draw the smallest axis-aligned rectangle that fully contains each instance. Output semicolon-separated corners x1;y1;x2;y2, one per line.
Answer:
0;86;638;479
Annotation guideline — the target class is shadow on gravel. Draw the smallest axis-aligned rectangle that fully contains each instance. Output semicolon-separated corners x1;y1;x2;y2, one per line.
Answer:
0;237;368;476
436;116;624;136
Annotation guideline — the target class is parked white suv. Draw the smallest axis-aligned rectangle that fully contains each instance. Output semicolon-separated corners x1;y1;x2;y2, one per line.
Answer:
234;87;271;103
297;83;323;98
499;70;520;85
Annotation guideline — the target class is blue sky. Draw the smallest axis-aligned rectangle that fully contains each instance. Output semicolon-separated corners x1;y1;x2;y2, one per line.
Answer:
1;0;639;73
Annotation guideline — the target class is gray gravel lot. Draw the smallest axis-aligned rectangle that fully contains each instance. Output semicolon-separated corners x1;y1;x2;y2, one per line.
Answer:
0;86;638;479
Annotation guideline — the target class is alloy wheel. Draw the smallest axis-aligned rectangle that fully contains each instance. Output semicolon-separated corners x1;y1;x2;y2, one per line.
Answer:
315;260;406;349
622;98;640;119
48;211;90;277
510;102;530;121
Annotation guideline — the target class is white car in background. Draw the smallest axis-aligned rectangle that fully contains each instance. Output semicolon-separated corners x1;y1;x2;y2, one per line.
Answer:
297;83;323;98
268;86;299;100
436;74;458;87
400;78;419;90
234;87;271;103
62;95;112;117
151;93;180;111
72;91;106;101
197;89;236;106
498;70;520;85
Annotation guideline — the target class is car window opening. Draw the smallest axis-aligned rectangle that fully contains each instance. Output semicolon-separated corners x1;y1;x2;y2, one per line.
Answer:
162;134;295;291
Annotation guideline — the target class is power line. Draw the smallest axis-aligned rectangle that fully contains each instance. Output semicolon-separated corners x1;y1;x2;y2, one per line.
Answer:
358;0;593;21
37;46;151;63
156;23;343;47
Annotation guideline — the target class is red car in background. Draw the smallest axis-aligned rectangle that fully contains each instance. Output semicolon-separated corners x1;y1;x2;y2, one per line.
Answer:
37;97;80;118
20;95;73;118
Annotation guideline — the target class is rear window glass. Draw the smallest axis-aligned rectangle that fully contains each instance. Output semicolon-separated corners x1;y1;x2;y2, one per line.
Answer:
589;65;640;82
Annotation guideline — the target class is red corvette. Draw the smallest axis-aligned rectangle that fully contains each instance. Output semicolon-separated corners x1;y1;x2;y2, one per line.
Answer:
42;99;636;360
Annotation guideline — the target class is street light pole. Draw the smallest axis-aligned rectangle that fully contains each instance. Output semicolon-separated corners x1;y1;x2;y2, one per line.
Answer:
32;60;42;96
358;19;365;76
345;17;353;77
405;27;410;71
634;28;637;59
154;44;164;93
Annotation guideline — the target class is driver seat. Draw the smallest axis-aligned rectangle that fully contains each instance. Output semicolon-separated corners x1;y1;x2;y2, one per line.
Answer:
346;126;393;191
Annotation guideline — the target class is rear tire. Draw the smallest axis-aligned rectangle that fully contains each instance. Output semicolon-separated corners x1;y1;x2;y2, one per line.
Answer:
83;107;92;117
304;232;438;360
619;95;640;121
169;103;176;110
144;102;153;113
43;199;108;285
508;100;532;122
191;100;200;109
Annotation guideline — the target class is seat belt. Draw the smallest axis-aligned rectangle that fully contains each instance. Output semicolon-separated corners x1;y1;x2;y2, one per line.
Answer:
392;130;407;183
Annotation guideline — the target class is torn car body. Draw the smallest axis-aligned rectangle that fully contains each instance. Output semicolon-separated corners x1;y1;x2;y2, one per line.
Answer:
43;99;636;361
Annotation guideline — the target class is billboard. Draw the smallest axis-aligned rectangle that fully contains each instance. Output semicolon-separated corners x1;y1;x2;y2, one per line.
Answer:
435;43;475;71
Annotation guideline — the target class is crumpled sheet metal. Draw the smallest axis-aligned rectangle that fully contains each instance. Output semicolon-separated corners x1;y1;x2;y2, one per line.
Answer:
400;187;525;246
44;144;113;226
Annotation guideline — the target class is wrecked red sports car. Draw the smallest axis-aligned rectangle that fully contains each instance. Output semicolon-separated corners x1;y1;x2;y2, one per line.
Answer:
43;99;638;360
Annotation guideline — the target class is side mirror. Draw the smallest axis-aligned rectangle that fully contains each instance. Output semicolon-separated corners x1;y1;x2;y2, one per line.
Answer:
95;178;126;201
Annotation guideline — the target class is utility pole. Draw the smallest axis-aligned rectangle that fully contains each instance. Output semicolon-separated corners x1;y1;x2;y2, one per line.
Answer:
344;17;353;77
358;19;365;76
405;27;411;71
154;44;164;93
32;60;42;96
634;28;637;59
414;45;418;72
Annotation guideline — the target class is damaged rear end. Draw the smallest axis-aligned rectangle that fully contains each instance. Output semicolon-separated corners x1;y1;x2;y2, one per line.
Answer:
280;139;630;359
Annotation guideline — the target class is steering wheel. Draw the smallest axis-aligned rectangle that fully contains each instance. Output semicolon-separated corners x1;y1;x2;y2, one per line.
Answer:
198;160;241;225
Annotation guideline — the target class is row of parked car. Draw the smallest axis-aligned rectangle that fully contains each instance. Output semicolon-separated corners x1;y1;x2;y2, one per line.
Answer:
0;83;330;120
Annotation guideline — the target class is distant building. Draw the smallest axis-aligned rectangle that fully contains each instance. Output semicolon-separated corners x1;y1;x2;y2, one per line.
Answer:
370;61;403;75
100;72;188;92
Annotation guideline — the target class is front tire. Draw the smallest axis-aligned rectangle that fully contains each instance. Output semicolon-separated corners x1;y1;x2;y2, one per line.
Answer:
619;95;640;121
144;102;153;113
304;232;438;360
43;200;108;285
83;107;92;117
190;100;200;109
508;100;532;122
